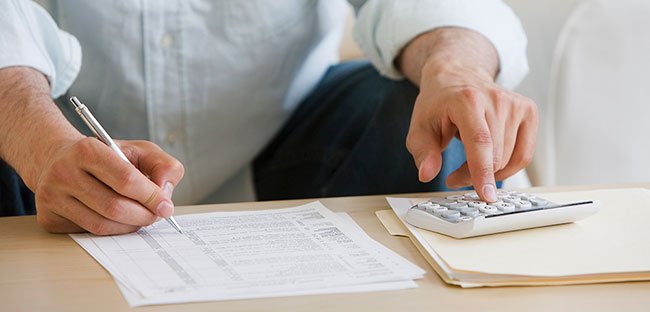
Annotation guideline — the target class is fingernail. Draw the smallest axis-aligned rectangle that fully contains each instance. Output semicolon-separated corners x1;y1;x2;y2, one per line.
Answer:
418;166;426;182
163;181;174;199
418;161;430;182
156;200;174;218
482;184;498;202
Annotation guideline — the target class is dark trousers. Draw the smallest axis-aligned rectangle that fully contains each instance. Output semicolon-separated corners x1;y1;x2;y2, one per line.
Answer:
0;61;471;217
0;161;34;216
254;61;469;200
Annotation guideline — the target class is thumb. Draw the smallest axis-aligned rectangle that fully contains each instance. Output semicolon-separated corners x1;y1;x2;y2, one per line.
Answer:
406;125;443;183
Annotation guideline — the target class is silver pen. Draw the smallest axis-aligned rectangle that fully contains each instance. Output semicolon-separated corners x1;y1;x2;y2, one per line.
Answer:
69;96;183;234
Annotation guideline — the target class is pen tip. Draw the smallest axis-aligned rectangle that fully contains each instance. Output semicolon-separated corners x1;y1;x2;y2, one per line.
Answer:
166;217;184;234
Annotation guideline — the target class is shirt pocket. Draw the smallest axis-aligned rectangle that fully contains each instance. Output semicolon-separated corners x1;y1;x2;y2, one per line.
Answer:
220;0;318;44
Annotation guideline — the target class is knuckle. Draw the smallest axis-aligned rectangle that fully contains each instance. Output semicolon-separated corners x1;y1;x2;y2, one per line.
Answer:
161;160;185;180
142;215;158;226
470;130;493;145
490;88;508;104
459;86;479;104
88;221;112;236
173;160;185;178
103;197;124;220
472;164;494;181
492;154;503;171
527;99;539;118
405;134;416;154
132;140;161;152
119;144;136;160
138;140;158;148
75;137;99;159
519;150;535;166
512;150;534;167
36;214;57;233
516;96;538;114
490;89;512;111
116;168;138;187
477;164;495;179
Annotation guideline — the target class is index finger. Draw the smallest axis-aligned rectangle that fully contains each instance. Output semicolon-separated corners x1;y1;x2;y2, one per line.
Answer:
455;111;498;202
122;141;185;197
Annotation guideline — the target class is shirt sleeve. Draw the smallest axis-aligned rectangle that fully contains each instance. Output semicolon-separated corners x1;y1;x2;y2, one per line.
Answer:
352;0;529;90
0;0;81;98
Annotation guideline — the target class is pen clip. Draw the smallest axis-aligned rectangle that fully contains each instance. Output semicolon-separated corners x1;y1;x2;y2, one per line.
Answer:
70;97;110;144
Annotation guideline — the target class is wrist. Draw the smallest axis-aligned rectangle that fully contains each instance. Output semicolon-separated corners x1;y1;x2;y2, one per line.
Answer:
0;67;84;191
398;27;499;89
420;57;495;91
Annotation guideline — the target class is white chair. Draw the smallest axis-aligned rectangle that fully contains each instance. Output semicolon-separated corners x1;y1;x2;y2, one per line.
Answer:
540;0;650;185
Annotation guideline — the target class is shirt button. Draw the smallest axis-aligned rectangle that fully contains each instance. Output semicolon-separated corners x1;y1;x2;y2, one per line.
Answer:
160;34;174;48
165;132;178;144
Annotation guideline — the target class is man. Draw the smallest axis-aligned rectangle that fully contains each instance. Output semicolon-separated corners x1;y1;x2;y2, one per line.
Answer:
0;0;536;235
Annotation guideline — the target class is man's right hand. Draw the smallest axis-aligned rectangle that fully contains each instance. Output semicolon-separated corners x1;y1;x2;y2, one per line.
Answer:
34;138;184;235
0;67;184;236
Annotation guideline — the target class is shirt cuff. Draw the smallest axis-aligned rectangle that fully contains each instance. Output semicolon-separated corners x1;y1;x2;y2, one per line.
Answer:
353;0;529;90
0;0;81;98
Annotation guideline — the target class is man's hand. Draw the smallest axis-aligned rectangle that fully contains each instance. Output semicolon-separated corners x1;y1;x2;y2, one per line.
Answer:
34;138;184;235
0;66;184;235
398;27;538;202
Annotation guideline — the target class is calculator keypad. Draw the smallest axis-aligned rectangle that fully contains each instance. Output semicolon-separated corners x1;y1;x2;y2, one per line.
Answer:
413;191;553;223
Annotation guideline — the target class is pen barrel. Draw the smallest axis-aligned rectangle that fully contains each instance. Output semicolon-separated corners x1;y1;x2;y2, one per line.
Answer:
74;103;130;163
107;141;131;163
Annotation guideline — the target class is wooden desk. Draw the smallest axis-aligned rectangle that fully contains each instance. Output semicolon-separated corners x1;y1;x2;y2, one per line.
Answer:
1;184;649;312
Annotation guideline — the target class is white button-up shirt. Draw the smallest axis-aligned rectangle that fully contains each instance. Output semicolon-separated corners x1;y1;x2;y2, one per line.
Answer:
0;0;528;204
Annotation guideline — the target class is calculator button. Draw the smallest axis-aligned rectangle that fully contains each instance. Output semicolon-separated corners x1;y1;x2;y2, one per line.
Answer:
530;198;549;207
495;202;515;212
503;196;520;204
479;205;499;214
418;202;440;210
445;195;464;201
513;200;533;210
431;206;448;216
441;210;461;221
431;198;456;205
468;201;487;208
417;202;431;210
520;195;537;201
460;207;480;217
458;216;473;222
446;202;469;210
463;193;480;200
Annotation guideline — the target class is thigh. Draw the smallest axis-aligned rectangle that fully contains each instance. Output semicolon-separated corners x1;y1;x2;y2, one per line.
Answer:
0;159;35;216
253;61;468;200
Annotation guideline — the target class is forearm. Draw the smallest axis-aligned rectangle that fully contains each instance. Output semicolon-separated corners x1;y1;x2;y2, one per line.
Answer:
0;67;84;190
397;27;499;88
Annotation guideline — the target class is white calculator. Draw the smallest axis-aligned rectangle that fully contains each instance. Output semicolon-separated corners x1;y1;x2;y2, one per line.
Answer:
405;190;598;238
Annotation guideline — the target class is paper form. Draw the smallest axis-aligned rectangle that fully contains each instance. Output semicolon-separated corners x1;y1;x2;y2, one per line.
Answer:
71;202;423;306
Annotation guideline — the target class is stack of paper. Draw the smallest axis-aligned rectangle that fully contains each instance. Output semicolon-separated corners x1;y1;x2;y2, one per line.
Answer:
71;201;424;306
382;188;650;288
